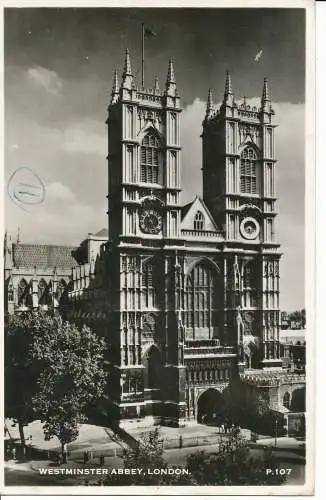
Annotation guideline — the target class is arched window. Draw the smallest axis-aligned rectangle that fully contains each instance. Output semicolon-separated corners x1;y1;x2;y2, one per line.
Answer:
240;147;258;194
140;133;160;184
185;262;217;336
194;211;205;231
243;261;257;307
38;279;51;306
141;260;155;308
57;279;68;306
18;279;32;307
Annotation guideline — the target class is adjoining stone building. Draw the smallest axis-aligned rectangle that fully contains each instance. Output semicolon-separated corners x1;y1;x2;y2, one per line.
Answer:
4;50;305;429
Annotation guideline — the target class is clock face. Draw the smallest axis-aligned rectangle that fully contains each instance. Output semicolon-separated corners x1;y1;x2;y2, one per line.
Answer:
240;217;260;240
139;208;162;234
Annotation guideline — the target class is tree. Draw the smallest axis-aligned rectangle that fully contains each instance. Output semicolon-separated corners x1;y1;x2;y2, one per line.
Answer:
5;310;106;455
31;314;106;457
288;309;306;328
104;428;193;486
186;431;286;486
5;311;48;447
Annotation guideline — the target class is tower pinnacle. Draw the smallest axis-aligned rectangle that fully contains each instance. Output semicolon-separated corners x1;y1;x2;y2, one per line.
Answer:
111;70;119;104
4;231;13;271
165;57;177;97
121;48;133;90
224;70;232;97
222;70;233;107
205;88;214;119
262;77;270;102
123;48;132;76
166;57;176;85
154;76;160;92
261;77;272;113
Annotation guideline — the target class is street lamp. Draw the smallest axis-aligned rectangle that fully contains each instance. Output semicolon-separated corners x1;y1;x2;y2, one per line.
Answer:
274;417;278;448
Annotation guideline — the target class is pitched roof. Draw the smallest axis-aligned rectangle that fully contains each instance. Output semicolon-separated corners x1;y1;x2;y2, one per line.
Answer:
181;201;193;220
12;243;78;269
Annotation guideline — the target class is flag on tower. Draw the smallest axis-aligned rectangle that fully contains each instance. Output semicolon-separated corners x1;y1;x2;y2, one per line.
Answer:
141;25;158;88
144;27;157;38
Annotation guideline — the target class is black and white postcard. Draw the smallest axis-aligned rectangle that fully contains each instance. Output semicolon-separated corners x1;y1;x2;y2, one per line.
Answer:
1;0;315;495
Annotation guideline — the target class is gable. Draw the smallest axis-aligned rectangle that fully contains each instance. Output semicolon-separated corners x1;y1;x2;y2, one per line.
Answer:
181;197;219;232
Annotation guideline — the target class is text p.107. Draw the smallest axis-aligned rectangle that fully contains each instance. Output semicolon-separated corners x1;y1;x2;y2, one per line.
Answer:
266;468;292;476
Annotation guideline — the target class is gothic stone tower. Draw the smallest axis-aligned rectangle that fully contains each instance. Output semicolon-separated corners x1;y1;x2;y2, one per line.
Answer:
202;73;282;369
106;50;186;426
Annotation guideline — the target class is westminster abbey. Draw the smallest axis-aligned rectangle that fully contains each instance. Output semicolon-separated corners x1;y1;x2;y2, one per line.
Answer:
5;50;305;428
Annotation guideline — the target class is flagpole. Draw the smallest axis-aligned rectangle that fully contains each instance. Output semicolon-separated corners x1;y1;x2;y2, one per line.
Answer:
141;23;145;88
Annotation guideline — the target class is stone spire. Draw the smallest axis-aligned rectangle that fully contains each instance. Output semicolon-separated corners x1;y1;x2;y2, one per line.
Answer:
110;70;119;104
165;57;177;96
4;231;13;271
154;76;160;93
262;77;270;102
224;70;232;96
223;70;233;106
205;88;214;119
167;57;175;84
123;48;132;76
121;48;133;89
261;77;271;112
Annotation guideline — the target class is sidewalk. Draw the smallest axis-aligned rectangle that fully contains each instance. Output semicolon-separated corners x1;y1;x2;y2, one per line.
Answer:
256;436;305;450
5;419;125;459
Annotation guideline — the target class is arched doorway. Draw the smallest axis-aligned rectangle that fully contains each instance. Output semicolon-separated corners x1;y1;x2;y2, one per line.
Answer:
197;388;225;425
290;388;305;412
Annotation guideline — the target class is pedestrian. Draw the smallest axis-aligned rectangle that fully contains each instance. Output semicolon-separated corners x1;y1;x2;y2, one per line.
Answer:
11;447;16;460
99;455;105;466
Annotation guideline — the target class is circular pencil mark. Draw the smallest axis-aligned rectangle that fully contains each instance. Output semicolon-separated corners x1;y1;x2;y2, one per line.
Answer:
7;167;45;206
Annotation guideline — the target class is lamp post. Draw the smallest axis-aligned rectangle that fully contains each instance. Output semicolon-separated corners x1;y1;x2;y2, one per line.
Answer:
274;417;278;449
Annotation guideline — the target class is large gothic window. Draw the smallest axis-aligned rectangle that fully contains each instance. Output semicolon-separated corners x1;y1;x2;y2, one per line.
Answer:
184;262;217;335
140;133;160;184
194;211;205;231
240;147;257;194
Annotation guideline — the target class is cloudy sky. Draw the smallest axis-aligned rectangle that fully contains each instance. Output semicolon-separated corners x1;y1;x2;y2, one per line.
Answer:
4;8;305;310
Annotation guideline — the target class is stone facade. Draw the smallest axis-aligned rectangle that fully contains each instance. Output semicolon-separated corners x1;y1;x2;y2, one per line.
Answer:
4;51;305;428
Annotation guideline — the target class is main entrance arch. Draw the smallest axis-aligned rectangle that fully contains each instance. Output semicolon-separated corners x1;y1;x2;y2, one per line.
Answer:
197;388;225;424
290;387;305;412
